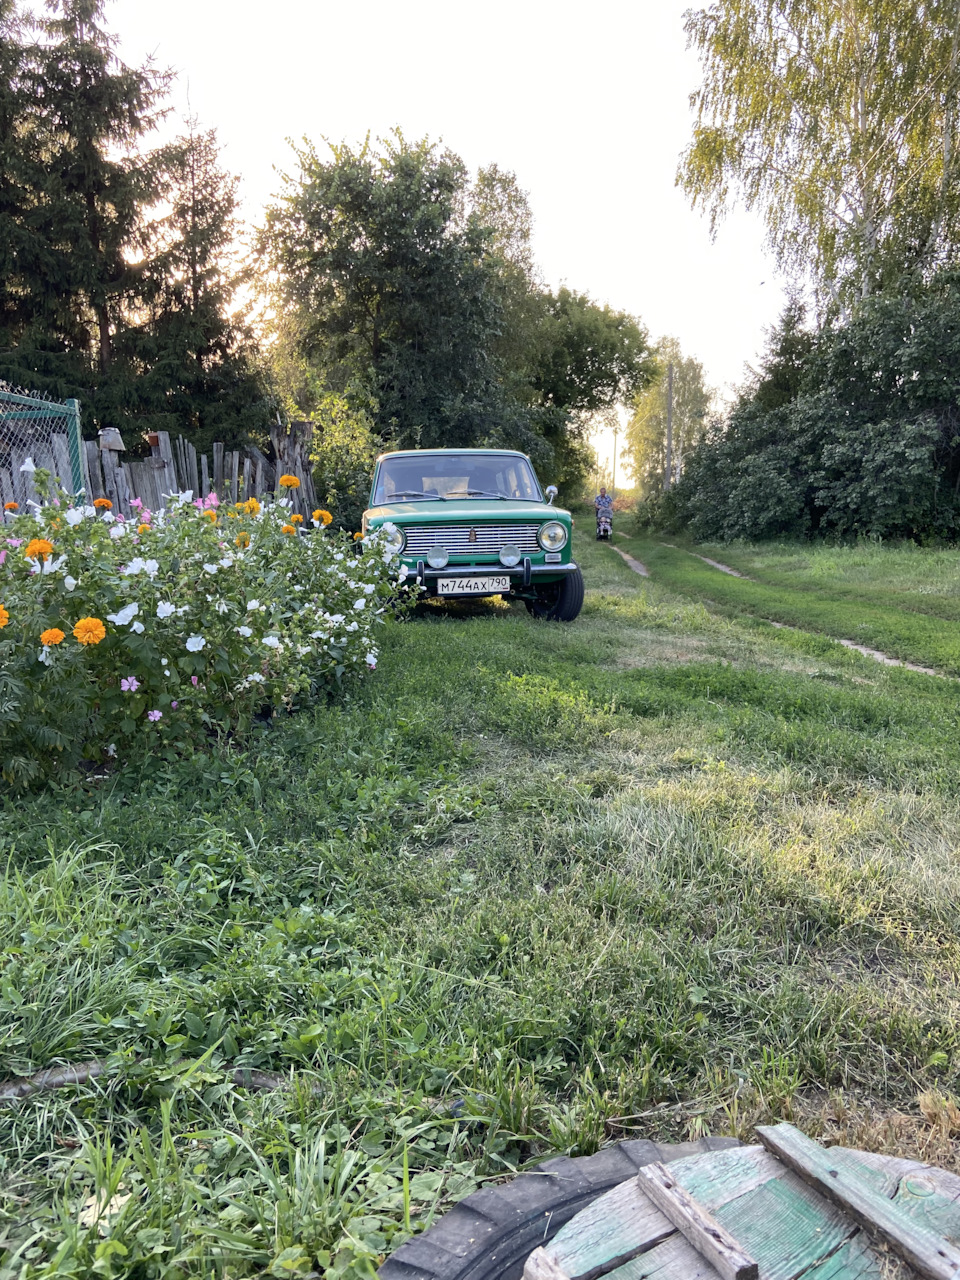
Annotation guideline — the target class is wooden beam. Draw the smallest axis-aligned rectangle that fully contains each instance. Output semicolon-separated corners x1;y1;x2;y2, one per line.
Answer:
756;1124;960;1280
636;1163;758;1280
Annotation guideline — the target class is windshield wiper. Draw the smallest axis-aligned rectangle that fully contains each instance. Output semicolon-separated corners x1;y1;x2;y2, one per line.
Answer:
443;489;507;499
387;490;441;500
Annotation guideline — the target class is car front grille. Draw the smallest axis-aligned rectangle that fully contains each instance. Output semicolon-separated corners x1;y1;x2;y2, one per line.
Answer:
402;523;541;556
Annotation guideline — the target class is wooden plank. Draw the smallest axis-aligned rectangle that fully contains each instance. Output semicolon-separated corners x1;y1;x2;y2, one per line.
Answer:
536;1178;676;1280
672;1147;787;1211
200;452;210;498
757;1124;960;1280
84;441;106;500
242;456;252;502
603;1228;723;1280
526;1248;575;1280
157;432;180;491
228;449;239;503
637;1164;757;1280
213;441;224;496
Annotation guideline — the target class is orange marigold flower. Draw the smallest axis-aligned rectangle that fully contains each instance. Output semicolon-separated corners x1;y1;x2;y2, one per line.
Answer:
3;501;17;512
242;497;261;515
40;627;65;646
0;605;8;628
137;523;151;534
314;508;333;526
202;509;217;524
24;537;54;561
93;498;112;510
290;513;303;524
278;474;300;489
353;531;364;541
281;523;296;535
235;532;251;549
50;518;62;531
73;616;106;646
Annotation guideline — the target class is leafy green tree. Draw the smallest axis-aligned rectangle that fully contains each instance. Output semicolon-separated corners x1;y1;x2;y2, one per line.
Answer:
309;392;380;531
260;131;510;451
680;0;960;308
624;337;710;495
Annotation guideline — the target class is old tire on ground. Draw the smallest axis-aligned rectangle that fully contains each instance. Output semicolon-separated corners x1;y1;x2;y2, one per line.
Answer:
378;1136;740;1280
524;567;585;622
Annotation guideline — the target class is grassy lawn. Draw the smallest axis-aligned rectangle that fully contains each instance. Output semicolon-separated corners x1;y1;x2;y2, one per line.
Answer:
616;533;960;673
3;531;960;1276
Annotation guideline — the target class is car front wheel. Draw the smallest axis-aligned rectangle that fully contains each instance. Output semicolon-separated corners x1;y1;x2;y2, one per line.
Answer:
523;567;584;622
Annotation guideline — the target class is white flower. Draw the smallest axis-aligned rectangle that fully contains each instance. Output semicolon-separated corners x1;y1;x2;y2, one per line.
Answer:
398;564;409;579
365;652;377;668
309;629;326;639
106;602;139;627
102;511;116;524
327;613;345;624
82;505;96;519
38;646;53;666
353;598;366;611
144;559;159;579
65;508;83;526
203;562;218;575
215;600;230;614
40;554;67;575
156;601;175;619
19;456;35;473
363;583;376;595
236;625;252;637
64;575;77;592
246;599;260;612
383;521;397;533
176;605;189;615
130;621;145;634
262;635;281;649
243;672;265;685
218;556;234;569
346;621;359;632
123;557;145;576
185;635;206;652
105;743;117;757
109;523;125;539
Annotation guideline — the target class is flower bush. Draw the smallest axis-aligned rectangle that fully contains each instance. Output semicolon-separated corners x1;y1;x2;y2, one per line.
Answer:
0;476;406;788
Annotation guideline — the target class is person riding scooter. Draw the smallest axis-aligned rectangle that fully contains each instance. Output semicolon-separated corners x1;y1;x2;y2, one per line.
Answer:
594;486;613;540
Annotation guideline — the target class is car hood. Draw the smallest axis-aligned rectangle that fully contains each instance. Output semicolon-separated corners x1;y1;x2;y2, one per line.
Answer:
365;498;569;523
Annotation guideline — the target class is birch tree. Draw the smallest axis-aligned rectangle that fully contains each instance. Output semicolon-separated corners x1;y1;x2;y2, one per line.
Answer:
679;0;960;309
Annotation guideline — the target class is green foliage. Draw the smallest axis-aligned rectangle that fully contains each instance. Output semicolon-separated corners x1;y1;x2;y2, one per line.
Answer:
309;393;380;531
670;275;960;541
260;133;654;495
0;480;400;788
625;336;710;495
680;0;960;308
0;2;268;442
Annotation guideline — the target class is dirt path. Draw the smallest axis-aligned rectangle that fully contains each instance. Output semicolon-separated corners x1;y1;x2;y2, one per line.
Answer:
607;543;947;677
611;545;649;577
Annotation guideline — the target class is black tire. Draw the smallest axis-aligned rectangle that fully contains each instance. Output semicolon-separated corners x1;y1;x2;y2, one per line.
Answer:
523;568;584;622
379;1136;739;1280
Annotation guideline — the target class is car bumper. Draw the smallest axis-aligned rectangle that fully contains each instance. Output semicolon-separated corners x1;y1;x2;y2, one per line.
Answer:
404;558;578;592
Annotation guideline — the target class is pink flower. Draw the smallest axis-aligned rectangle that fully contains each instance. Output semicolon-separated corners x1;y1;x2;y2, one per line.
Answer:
0;550;5;567
130;498;143;510
171;700;178;709
120;676;140;692
205;493;220;508
147;709;162;722
191;676;198;687
7;538;22;548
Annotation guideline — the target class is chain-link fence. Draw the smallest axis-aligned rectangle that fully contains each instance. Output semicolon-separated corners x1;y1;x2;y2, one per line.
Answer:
0;385;86;507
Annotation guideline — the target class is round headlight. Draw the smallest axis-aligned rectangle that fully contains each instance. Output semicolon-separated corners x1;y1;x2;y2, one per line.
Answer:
538;521;568;551
499;544;522;567
427;546;449;569
381;524;405;553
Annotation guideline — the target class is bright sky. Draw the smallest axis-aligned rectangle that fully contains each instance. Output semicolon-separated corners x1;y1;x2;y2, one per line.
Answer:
111;0;787;483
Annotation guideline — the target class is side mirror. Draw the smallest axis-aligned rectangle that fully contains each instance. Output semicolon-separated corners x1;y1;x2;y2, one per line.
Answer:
545;485;558;504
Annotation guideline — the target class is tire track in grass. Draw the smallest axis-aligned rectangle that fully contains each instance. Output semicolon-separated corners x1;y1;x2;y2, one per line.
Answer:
610;538;960;676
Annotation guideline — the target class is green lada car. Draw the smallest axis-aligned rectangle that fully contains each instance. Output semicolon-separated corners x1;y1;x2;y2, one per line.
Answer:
362;448;584;621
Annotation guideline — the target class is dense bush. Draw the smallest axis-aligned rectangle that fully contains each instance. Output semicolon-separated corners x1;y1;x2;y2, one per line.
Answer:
0;474;403;788
669;276;960;541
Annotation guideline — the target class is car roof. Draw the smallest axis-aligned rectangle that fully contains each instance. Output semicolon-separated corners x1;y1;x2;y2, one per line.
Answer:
374;448;531;463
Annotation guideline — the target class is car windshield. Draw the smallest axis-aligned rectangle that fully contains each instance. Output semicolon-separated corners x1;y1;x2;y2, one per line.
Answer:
373;453;543;504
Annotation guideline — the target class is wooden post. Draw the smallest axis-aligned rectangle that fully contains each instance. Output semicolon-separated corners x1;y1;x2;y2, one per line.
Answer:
200;452;210;499
636;1164;758;1280
213;442;225;497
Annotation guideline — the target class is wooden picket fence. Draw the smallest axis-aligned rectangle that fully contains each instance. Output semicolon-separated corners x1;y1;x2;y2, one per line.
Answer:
83;420;318;518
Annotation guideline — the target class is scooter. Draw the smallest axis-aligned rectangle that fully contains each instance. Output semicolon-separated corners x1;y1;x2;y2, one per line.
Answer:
596;513;612;541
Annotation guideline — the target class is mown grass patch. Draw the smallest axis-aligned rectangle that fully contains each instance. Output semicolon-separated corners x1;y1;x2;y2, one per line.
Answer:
617;535;960;674
2;532;960;1277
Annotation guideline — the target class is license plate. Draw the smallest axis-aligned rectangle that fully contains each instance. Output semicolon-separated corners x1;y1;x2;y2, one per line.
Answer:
437;575;511;595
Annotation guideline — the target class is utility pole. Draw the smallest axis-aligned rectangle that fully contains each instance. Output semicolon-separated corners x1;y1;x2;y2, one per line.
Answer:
663;361;674;492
